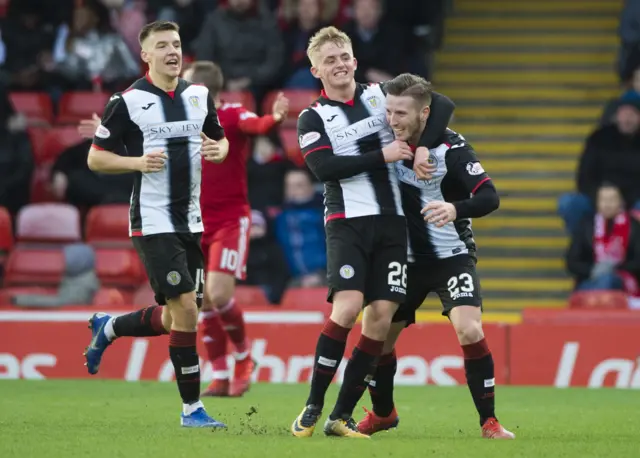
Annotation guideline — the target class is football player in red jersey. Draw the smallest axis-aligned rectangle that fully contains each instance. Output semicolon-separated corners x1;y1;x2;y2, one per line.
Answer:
182;61;289;397
78;61;288;397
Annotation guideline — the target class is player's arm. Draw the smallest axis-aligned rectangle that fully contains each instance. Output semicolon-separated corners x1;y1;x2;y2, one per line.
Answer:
237;109;279;136
201;95;229;162
419;91;456;148
447;144;500;219
299;109;409;182
87;94;146;174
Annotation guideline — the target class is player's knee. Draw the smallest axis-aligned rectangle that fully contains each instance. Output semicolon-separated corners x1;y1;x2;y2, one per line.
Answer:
362;300;398;340
167;292;199;329
382;321;404;354
451;308;484;345
329;291;364;328
203;272;235;310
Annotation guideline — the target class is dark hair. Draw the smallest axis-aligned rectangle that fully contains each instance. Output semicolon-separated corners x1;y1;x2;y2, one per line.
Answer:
385;73;433;106
138;21;180;46
188;61;224;97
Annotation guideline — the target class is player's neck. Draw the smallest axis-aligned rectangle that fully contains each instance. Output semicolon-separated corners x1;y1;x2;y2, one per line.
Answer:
322;81;357;103
410;120;428;147
147;69;179;92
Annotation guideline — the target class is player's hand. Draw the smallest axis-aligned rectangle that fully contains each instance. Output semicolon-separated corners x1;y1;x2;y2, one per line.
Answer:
201;132;227;163
414;146;436;180
138;150;167;173
382;140;413;163
421;201;457;227
272;92;290;123
78;113;101;139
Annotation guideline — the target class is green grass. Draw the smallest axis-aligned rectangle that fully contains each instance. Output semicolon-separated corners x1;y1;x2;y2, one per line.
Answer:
1;381;638;458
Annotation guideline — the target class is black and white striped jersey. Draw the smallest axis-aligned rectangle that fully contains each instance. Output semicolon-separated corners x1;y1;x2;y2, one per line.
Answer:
92;75;225;237
396;129;491;261
297;83;403;222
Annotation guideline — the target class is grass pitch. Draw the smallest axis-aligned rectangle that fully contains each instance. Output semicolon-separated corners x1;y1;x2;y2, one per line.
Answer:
0;380;638;458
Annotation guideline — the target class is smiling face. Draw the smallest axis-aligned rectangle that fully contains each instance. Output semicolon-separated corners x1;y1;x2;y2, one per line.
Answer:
310;40;357;90
386;94;430;144
141;29;182;79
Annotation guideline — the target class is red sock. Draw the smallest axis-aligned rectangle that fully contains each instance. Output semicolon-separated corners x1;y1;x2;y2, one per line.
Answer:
200;311;229;378
218;298;248;356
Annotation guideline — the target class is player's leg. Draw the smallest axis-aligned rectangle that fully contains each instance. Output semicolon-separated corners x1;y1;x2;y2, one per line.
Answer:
199;236;230;397
324;216;407;438
83;236;172;375
164;233;226;428
438;255;514;439
358;263;430;435
291;219;368;438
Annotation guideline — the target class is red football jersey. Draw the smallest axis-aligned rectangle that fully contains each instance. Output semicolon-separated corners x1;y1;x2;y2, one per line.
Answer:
200;102;278;231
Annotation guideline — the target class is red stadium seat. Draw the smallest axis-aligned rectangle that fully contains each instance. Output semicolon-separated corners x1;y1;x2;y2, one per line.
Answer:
16;203;81;243
0;207;13;269
28;126;85;165
57;91;110;124
4;247;65;287
92;287;132;307
220;91;256;113
280;127;304;166
262;90;318;127
133;284;155;305
9;92;54;125
29;164;58;203
0;287;59;306
85;204;130;244
568;290;629;310
94;248;145;287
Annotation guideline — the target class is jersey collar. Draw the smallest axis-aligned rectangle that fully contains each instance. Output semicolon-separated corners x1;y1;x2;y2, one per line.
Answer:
319;85;363;106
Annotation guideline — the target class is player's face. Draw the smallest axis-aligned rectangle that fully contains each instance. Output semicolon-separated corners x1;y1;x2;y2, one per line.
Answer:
141;30;182;79
386;94;430;143
311;42;357;89
597;187;623;219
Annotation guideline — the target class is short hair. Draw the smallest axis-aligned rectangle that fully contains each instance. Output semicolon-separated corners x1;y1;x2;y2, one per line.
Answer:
384;73;433;107
138;21;180;46
307;26;352;65
187;61;224;96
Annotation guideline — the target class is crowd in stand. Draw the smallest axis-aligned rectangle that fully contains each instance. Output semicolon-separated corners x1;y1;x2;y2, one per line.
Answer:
0;0;443;306
561;0;640;300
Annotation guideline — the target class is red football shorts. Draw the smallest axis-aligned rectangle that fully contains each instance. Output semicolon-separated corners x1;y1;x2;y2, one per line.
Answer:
203;215;251;280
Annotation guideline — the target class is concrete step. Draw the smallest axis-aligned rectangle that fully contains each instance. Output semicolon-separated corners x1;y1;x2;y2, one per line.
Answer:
437;51;615;66
434;70;616;85
420;296;567;310
475;235;567;249
434;85;617;102
455;0;622;14
474;216;563;230
477;257;565;270
447;17;618;32
480;158;577;172
457;105;600;121
478;277;572;292
490;179;573;192
454;122;593;138
475;227;565;238
471;141;583;156
445;34;619;47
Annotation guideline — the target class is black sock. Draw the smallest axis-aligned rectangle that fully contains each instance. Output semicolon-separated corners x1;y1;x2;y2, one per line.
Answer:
112;305;167;337
462;338;496;425
330;335;384;420
305;319;350;408
369;350;397;417
169;330;200;405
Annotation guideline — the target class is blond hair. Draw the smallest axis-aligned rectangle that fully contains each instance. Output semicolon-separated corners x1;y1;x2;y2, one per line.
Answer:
307;26;352;66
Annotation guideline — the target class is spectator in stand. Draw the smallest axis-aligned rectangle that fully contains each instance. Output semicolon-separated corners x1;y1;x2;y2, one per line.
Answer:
1;0;65;91
53;1;140;92
247;134;295;212
279;0;327;89
566;183;640;295
558;99;640;234
100;0;148;56
274;169;326;287
146;0;207;52
0;86;33;216
600;67;640;124
618;0;640;82
49;139;133;209
193;0;284;101
343;0;413;84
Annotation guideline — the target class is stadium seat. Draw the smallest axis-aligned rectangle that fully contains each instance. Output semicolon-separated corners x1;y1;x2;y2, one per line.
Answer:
57;91;110;124
0;287;59;306
85;204;130;244
0;207;13;270
94;248;145;288
280;127;304;166
4;247;65;286
220;91;256;113
262;90;318;127
16;203;81;243
29;164;58;203
9;92;54;125
28;126;84;165
133;284;155;305
568;290;629;309
92;287;131;307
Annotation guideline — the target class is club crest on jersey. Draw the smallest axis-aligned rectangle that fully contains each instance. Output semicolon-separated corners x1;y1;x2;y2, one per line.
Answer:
466;162;484;176
366;96;381;109
166;271;181;286
189;96;200;109
339;265;355;279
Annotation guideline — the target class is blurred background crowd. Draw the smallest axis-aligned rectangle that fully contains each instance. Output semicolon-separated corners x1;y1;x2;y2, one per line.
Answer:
0;0;639;312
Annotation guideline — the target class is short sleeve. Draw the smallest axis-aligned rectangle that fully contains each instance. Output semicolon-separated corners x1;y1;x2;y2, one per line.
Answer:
92;93;130;153
203;95;225;141
446;143;491;194
297;108;332;159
